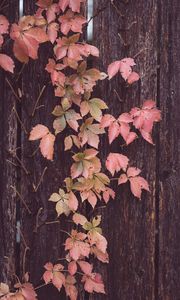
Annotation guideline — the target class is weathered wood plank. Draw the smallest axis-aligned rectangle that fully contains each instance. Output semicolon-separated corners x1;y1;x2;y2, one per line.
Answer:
0;0;19;285
158;1;180;299
20;2;70;299
91;1;158;299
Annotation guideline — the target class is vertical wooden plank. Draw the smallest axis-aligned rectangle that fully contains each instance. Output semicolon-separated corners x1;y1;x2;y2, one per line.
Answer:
0;0;19;284
91;1;158;299
20;2;69;299
158;1;180;299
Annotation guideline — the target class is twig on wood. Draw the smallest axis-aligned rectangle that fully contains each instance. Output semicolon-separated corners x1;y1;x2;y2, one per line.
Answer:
31;85;46;117
118;32;128;47
29;146;39;158
0;0;8;11
13;106;28;134
45;220;60;225
11;185;32;214
87;5;108;25
114;89;123;102
110;0;124;17
34;207;43;233
33;167;48;192
17;227;30;276
5;78;21;102
9;150;30;175
15;63;26;82
35;282;51;291
6;159;19;168
133;47;148;59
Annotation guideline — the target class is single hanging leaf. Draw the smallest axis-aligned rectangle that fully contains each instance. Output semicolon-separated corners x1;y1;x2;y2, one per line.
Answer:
39;132;55;160
0;54;15;73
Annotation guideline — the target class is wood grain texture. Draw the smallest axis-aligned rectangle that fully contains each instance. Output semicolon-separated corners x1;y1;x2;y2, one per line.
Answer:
0;1;179;299
20;2;70;299
0;0;19;285
91;1;158;299
158;1;180;299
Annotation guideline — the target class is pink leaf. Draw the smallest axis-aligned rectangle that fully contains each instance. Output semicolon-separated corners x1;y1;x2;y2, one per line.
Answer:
39;132;55;160
129;176;149;199
127;167;141;177
68;191;78;211
118;174;128;185
108;121;120;144
68;261;77;276
127;71;140;84
78;261;92;275
107;61;121;79
72;213;87;225
0;54;14;73
126;132;137;145
0;15;9;34
29;124;49;140
102;188;115;203
106;153;129;176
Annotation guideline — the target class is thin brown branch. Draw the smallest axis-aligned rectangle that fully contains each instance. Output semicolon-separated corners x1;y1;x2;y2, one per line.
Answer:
13;106;28;134
31;85;46;117
34;207;43;233
133;47;148;59
114;89;123;102
11;185;32;214
110;0;124;17
9;150;30;175
87;4;108;25
5;78;21;102
33;167;48;192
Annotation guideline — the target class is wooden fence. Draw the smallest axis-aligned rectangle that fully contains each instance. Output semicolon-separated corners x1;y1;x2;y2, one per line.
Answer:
0;0;179;299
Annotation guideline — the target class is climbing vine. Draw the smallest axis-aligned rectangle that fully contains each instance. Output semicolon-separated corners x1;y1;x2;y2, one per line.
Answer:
0;0;161;299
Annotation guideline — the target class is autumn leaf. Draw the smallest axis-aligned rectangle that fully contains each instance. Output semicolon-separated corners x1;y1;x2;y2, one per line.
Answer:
71;149;101;179
65;275;78;300
69;62;101;94
91;246;109;263
0;15;9;47
106;153;129;176
118;167;149;199
0;15;9;34
49;189;71;216
81;263;105;294
130;100;161;144
29;125;55;160
108;57;140;84
65;229;90;261
53;103;82;134
43;263;65;291
58;0;85;13
72;213;87;225
0;54;15;73
10;16;48;63
83;216;107;253
80;97;108;122
68;261;77;276
59;9;86;35
79;118;105;149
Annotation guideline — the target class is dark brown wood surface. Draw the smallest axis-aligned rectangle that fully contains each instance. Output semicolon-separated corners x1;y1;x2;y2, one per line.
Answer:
0;0;19;284
0;0;179;299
